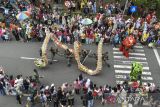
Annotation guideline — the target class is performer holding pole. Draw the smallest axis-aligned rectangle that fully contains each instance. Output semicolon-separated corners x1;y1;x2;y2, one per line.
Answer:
65;49;73;67
82;50;91;64
49;47;58;64
81;49;88;62
102;52;110;67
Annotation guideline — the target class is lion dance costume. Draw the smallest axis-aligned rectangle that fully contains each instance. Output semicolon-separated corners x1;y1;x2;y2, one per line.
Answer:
130;62;143;81
119;35;136;57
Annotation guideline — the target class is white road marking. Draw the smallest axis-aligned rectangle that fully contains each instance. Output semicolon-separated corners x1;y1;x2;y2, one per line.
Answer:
137;43;141;45
115;75;127;79
115;75;153;80
114;56;147;60
141;76;153;81
153;48;160;67
133;45;143;48
113;48;144;52
142;82;155;86
114;65;149;70
113;52;145;56
113;44;154;85
116;80;125;84
20;57;37;60
115;70;151;75
114;60;148;65
20;57;58;61
116;80;155;85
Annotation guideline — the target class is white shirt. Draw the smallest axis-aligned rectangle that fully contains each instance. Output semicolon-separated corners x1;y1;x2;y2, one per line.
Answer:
14;78;23;87
0;74;4;80
3;34;9;40
43;15;47;21
136;20;141;29
87;1;92;8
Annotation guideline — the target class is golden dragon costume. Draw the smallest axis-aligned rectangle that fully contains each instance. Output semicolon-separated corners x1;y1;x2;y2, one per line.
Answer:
34;29;104;75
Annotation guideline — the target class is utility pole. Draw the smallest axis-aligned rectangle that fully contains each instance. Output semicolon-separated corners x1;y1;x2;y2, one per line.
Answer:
123;0;129;15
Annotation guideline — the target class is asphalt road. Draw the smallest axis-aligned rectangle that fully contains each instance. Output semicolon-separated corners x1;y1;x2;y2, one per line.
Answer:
0;41;115;85
143;46;160;86
0;41;160;107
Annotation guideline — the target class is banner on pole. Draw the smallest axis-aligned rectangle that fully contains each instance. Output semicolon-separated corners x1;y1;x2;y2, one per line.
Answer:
130;6;137;13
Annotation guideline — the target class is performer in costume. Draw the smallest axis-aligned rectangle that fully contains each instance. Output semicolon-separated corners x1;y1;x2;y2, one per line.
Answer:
119;35;136;57
81;49;89;62
102;52;110;67
65;49;73;67
49;47;58;64
130;62;143;84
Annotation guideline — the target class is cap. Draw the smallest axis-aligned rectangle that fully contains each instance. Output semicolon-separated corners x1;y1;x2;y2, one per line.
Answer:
45;86;49;90
51;84;54;87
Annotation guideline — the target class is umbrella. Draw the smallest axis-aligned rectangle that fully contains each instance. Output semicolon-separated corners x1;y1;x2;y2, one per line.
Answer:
16;11;30;20
80;18;93;25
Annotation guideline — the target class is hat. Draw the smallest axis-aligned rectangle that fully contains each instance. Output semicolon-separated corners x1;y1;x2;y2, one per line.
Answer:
143;83;147;86
51;84;54;87
45;86;49;90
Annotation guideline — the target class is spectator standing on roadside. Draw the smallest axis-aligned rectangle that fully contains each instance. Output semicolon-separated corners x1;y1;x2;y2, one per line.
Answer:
23;77;30;93
92;1;97;13
0;80;6;96
67;90;75;107
16;93;22;104
33;69;39;83
87;91;94;107
53;93;59;107
12;29;20;41
84;5;89;16
40;91;48;107
60;92;67;107
74;78;81;95
81;91;87;107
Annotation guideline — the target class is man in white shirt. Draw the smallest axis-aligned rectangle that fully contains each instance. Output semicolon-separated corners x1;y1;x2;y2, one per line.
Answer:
135;18;141;29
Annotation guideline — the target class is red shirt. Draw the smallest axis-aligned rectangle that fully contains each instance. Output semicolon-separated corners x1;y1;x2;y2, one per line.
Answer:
86;28;91;35
63;31;68;37
88;33;93;39
56;31;62;37
9;79;15;87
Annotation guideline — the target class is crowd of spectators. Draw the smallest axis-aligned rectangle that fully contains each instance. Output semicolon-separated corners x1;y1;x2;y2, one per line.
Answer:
1;67;160;107
0;0;160;107
0;0;159;48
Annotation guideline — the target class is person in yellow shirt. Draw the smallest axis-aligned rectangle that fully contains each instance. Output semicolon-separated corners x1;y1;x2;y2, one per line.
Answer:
81;1;85;10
